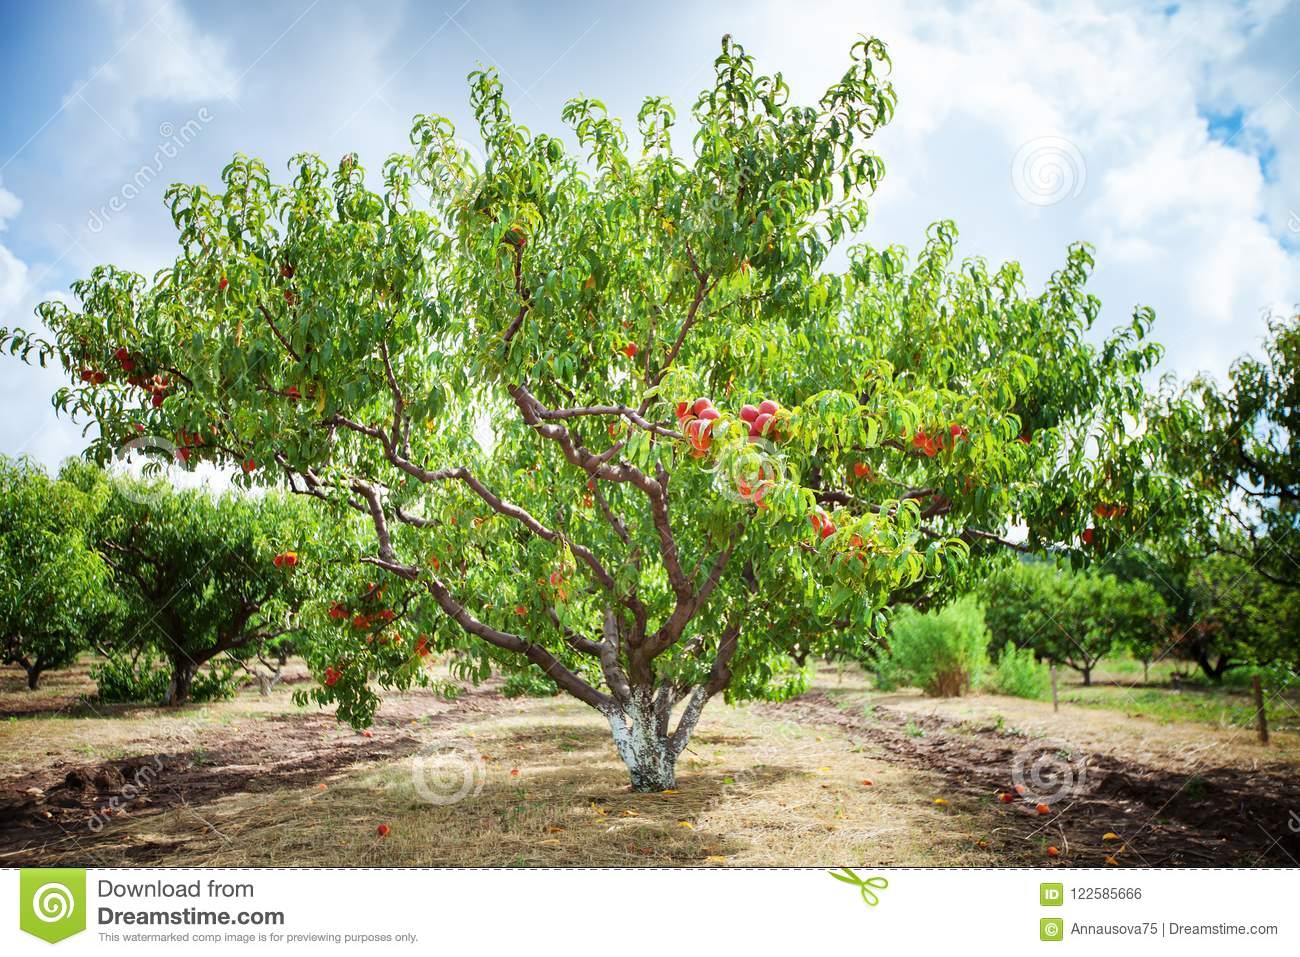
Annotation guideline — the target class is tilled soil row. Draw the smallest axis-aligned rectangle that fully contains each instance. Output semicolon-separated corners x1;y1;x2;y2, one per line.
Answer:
759;691;1300;867
0;687;503;863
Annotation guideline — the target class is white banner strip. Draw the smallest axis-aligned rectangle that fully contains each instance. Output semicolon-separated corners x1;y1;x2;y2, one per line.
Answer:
5;868;1298;954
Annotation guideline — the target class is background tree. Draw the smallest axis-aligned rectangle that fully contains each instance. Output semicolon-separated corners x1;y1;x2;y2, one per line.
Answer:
0;457;113;689
2;37;1176;789
1160;314;1298;588
63;462;330;705
1173;549;1294;683
980;560;1166;685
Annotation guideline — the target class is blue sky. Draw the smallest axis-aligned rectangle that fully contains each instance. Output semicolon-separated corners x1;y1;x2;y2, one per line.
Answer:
1;0;1298;469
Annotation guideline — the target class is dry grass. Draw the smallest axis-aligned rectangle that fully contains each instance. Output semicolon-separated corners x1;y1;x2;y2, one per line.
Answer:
3;662;1008;867
6;658;1296;867
852;685;1300;772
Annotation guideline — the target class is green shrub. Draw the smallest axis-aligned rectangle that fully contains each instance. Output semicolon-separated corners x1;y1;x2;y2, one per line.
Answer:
887;596;990;696
985;644;1050;699
869;653;907;692
93;655;237;704
501;669;560;698
92;655;170;703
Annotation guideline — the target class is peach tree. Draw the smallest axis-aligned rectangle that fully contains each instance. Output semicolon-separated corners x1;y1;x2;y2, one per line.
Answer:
0;457;114;689
61;461;333;705
2;37;1170;788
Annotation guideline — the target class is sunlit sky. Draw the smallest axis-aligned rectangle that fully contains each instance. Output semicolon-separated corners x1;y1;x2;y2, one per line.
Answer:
2;0;1298;471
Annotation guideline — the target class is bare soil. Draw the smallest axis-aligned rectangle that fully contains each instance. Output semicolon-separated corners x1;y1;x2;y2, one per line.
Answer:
759;691;1300;866
1;660;1296;867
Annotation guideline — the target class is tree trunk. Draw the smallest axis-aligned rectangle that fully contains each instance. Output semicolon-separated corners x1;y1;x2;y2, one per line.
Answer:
8;654;42;690
1081;664;1092;686
163;662;196;706
1193;648;1230;683
604;694;679;791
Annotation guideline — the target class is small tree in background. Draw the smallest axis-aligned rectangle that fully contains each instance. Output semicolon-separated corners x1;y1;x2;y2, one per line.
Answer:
1175;550;1294;683
2;37;1179;789
0;457;114;689
63;462;332;705
980;561;1167;686
1160;314;1297;589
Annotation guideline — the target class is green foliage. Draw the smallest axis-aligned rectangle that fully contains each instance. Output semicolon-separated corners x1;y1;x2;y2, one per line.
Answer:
985;644;1049;699
90;654;170;703
91;653;238;704
886;596;989;696
1110;545;1297;681
62;461;336;705
1176;551;1298;680
979;560;1167;684
501;668;560;698
0;457;114;688
1159;314;1298;588
0;36;1180;782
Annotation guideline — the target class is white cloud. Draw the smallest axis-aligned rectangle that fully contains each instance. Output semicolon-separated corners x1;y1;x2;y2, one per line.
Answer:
0;182;27;318
64;0;239;137
739;0;1300;382
3;0;1298;471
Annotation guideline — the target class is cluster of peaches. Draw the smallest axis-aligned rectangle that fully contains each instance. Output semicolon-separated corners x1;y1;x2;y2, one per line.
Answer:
910;423;967;458
79;346;173;408
675;396;784;456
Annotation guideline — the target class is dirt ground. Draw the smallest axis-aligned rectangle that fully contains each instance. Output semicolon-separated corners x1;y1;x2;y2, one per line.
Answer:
1;660;1297;867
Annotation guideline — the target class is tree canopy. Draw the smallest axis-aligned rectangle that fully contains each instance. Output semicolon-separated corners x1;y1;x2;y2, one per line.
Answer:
1;36;1180;788
0;457;113;689
62;461;332;704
